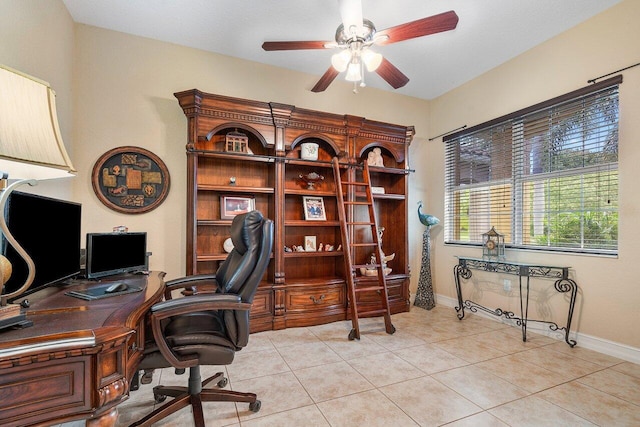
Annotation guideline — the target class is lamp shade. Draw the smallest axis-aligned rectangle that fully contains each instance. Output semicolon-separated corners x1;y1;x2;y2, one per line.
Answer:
0;65;76;181
331;50;352;72
345;62;362;82
362;50;383;72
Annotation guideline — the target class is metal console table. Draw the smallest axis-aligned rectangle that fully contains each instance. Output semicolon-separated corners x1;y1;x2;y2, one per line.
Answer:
453;257;578;347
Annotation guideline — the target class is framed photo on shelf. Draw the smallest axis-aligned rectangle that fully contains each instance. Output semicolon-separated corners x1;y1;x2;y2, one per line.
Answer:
304;235;317;251
220;195;255;220
303;196;326;221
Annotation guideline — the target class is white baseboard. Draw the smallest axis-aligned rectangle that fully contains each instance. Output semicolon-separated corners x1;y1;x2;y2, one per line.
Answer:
416;293;640;365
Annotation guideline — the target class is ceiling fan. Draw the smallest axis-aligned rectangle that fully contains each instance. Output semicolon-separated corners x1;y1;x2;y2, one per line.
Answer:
262;0;458;93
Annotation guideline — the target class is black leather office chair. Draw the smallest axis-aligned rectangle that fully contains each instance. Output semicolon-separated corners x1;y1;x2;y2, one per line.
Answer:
131;210;273;427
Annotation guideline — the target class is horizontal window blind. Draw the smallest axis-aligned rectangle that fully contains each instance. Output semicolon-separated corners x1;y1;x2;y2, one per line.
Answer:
444;76;621;254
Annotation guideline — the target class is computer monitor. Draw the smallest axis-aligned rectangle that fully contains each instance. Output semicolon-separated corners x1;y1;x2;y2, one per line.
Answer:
85;232;147;279
2;191;82;300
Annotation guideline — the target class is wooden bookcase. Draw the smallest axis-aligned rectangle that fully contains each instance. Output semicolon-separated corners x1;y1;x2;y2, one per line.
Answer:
174;90;414;332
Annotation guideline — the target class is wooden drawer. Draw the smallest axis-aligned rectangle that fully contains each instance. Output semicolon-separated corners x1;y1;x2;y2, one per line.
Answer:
0;356;92;426
285;284;345;312
250;287;273;317
128;319;145;360
126;328;143;386
387;281;405;301
355;280;403;303
250;287;274;333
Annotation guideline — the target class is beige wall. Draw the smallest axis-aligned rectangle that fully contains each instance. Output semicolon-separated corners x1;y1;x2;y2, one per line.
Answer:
0;0;75;200
2;0;637;354
429;0;640;351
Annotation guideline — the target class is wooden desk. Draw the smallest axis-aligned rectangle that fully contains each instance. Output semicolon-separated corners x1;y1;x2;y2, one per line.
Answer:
0;271;165;427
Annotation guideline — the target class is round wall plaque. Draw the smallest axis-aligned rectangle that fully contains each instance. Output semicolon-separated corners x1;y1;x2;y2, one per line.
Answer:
92;146;170;214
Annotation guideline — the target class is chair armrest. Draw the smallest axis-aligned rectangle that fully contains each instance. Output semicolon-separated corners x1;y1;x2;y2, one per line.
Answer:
151;294;247;316
149;293;251;368
164;274;220;300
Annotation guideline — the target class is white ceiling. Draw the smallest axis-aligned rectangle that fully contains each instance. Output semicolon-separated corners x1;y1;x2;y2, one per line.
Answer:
62;0;622;100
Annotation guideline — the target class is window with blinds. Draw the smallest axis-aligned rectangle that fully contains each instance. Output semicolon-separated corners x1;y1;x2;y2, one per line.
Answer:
444;76;621;255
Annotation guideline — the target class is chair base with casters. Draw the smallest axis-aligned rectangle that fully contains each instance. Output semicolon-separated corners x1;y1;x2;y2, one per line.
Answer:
130;366;260;427
130;211;273;427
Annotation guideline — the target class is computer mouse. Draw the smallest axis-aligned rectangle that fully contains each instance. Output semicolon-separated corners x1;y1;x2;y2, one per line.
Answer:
105;282;129;293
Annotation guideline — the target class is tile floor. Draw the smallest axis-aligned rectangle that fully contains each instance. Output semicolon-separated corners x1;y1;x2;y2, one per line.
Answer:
62;305;640;426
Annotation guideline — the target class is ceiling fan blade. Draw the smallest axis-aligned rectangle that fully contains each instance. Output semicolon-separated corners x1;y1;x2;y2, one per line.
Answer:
376;10;459;45
338;0;363;33
262;41;330;51
375;58;409;89
311;67;340;92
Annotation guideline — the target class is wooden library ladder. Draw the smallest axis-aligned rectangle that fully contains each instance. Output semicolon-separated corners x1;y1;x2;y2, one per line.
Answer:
332;157;396;340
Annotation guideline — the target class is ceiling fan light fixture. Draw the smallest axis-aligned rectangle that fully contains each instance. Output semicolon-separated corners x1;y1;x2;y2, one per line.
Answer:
345;61;362;82
362;49;382;72
331;49;352;72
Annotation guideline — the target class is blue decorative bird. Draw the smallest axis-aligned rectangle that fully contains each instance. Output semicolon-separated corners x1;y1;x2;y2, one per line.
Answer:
418;201;439;227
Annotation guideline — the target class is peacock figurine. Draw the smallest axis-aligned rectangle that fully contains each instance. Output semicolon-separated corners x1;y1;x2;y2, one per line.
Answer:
417;201;439;227
415;200;438;310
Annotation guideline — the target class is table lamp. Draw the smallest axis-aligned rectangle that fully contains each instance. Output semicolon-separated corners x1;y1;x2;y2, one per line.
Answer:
0;64;76;327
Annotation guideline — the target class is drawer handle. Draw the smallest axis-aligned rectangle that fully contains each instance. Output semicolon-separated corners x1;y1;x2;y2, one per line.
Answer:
310;294;326;304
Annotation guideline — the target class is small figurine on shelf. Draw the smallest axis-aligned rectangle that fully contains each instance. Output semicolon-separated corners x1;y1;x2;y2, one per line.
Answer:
367;147;384;167
358;227;393;276
317;243;324;252
284;245;292;252
229;176;236;186
359;252;394;276
360;254;377;276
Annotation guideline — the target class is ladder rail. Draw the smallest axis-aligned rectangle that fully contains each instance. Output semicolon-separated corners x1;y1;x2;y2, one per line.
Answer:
332;157;395;340
362;160;395;336
333;158;361;339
